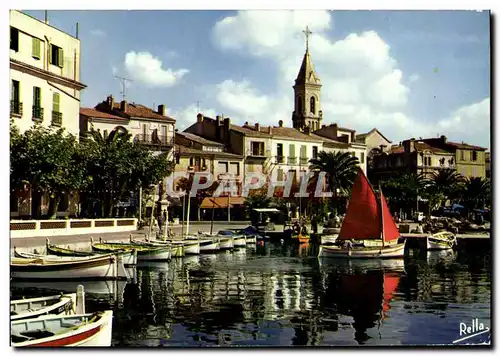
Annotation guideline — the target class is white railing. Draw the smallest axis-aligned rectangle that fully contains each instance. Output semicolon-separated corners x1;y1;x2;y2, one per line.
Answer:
10;218;138;239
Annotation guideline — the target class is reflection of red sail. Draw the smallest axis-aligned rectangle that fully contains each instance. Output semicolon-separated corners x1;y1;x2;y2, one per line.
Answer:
382;274;400;317
338;169;381;240
380;191;400;243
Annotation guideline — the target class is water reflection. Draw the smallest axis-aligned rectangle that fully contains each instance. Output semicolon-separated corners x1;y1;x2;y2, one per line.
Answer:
10;242;491;346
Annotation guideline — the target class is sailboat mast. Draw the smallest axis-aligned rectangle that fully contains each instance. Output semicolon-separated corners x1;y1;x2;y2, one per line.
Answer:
379;185;385;247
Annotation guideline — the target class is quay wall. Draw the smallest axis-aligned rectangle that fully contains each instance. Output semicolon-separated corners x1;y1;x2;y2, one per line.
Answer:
10;218;138;239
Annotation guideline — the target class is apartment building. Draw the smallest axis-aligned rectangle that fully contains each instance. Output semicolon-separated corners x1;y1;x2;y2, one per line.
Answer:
10;10;85;137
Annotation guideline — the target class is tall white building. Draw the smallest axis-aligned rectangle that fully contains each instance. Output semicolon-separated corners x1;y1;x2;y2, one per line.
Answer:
9;10;86;137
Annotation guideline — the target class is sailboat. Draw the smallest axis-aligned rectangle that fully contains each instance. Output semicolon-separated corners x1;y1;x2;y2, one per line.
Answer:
318;169;406;259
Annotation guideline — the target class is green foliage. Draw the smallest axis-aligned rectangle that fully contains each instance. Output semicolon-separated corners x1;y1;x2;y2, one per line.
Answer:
309;151;359;197
462;177;491;211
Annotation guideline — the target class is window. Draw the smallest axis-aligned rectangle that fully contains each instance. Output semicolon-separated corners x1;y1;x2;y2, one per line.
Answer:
32;37;41;59
289;144;296;157
310;96;316;114
218;162;228;173
189;157;194;166
175;154;180;164
312;146;318;159
472;151;478;161
361;152;365;164
33;87;41;108
52;92;60;113
50;44;64;67
297;96;303;114
10;27;19;52
276;143;284;163
230;162;239;175
11;80;20;102
300;145;307;164
277;169;284;181
251;141;264;156
460;150;465;161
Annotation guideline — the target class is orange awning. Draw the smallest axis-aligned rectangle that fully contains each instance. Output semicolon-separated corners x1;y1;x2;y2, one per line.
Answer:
200;196;245;209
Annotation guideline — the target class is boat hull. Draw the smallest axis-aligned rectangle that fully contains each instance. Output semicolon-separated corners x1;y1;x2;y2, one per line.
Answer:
318;241;406;259
10;255;128;280
321;235;338;245
245;236;257;244
427;232;456;250
233;237;246;248
181;242;200;255
199;240;220;253
219;237;233;250
11;310;113;347
11;294;77;321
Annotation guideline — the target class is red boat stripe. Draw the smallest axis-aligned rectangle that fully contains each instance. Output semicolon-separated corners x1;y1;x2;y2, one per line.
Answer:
30;324;102;347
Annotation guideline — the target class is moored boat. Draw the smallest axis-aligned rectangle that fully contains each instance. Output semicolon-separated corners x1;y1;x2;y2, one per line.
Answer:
218;237;234;250
232;235;247;248
321;234;338;245
427;231;457;250
198;239;220;253
318;169;406;259
11;310;113;347
43;240;138;266
11;293;77;321
91;239;171;262
244;235;257;244
10;253;129;280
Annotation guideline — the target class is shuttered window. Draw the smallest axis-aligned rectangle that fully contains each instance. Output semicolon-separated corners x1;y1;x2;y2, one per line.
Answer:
32;37;41;59
53;92;60;113
33;87;41;107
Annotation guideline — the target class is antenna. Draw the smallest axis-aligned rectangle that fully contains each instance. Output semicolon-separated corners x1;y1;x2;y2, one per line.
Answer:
196;100;202;113
114;75;133;101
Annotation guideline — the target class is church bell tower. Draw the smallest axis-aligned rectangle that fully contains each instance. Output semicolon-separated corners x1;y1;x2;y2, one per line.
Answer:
292;26;323;132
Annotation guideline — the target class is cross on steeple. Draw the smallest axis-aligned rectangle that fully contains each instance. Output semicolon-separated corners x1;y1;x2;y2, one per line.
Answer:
303;26;312;51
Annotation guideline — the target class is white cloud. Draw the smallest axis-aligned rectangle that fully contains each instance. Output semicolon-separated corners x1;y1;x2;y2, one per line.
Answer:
208;10;489;148
124;51;189;88
408;74;420;83
90;29;106;37
167;104;218;131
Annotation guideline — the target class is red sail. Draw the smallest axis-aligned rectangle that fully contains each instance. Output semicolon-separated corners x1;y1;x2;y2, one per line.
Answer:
338;169;381;240
380;191;400;243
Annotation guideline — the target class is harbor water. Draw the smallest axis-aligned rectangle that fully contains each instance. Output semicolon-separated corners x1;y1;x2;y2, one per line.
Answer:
11;241;491;346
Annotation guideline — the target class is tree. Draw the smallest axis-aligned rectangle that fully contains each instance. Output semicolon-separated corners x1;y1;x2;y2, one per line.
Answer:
462;177;491;212
427;169;465;206
309;151;359;210
10;122;86;219
80;127;174;218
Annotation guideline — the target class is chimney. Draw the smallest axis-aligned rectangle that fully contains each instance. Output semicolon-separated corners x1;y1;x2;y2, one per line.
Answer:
321;124;326;129
197;113;204;123
223;117;231;134
440;135;447;144
255;123;260;132
107;95;114;110
278;120;283;127
157;104;166;116
216;115;221;125
244;121;248;126
351;132;355;143
120;100;127;112
304;126;311;135
268;126;272;135
403;138;416;153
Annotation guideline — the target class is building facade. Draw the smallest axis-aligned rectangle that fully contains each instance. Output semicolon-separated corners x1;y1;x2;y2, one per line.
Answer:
10;10;85;137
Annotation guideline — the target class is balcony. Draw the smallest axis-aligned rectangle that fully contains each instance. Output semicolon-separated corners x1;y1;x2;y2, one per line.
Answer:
276;155;285;164
51;111;63;127
299;157;309;165
135;134;174;149
32;106;43;122
287;156;297;165
10;101;22;117
218;172;238;181
247;149;271;160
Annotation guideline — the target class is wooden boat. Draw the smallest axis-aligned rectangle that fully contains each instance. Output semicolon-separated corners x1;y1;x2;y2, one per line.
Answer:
318;169;406;259
35;240;138;266
10;253;129;280
11;293;77;321
11;310;113;347
129;236;186;257
90;238;171;261
427;231;457;250
218;237;234;250
232;235;247;248
321;234;338;245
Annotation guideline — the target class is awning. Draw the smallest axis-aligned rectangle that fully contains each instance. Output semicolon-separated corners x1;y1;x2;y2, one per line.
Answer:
200;196;245;209
253;208;281;213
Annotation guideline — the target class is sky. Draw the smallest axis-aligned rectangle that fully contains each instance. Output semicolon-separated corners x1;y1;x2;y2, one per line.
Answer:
22;10;491;148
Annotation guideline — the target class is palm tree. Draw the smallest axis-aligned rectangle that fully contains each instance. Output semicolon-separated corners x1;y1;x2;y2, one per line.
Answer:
427;169;465;207
462;177;491;212
308;151;359;206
